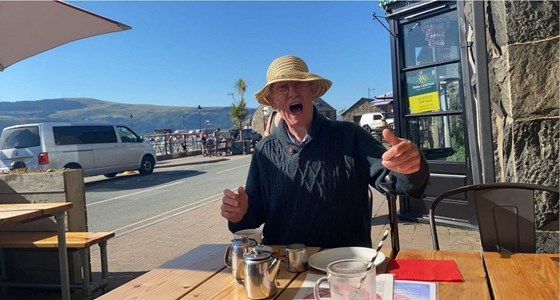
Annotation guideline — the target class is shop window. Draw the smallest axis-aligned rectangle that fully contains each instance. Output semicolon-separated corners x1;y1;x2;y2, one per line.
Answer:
402;10;459;68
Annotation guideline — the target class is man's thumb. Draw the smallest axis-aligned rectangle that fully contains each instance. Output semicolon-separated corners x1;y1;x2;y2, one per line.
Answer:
383;129;401;146
237;186;246;197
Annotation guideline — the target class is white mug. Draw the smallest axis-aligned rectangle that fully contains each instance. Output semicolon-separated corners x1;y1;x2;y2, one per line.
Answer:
234;228;262;244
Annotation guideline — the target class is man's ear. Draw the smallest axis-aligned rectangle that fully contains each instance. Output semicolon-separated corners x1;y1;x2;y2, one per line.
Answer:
268;97;277;110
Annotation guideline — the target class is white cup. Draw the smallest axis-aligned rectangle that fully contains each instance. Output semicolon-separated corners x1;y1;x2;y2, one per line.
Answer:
234;228;262;244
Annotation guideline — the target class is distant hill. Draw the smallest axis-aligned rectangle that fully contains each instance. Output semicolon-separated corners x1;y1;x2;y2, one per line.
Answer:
0;98;256;135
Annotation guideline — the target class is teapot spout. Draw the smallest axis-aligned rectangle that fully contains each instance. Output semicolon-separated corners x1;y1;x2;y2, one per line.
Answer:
267;258;281;281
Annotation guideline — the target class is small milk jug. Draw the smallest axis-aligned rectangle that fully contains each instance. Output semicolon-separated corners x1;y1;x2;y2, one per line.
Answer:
224;235;257;283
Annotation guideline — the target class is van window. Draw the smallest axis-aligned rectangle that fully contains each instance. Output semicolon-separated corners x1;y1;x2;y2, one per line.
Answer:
383;112;394;119
117;126;140;143
53;125;117;145
1;127;40;149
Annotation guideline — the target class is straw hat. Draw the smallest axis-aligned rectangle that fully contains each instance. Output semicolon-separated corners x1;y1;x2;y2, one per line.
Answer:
254;55;332;106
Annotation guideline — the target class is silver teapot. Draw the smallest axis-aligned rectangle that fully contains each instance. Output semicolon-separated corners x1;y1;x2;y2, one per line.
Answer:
240;246;281;299
224;235;257;283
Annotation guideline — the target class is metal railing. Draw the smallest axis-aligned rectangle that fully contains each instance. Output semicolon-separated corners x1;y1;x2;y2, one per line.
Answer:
143;133;234;156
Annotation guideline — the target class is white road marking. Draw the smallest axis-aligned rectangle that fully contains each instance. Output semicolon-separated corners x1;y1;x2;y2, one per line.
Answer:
216;163;250;174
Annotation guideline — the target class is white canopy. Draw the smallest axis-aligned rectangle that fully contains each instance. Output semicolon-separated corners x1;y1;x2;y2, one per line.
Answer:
0;0;131;71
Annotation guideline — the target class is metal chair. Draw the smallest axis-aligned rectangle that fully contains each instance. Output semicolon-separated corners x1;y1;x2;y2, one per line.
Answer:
429;182;559;253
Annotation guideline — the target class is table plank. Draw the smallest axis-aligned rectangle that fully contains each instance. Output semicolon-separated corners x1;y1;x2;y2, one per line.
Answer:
0;209;42;226
396;249;491;300
0;203;73;226
97;243;228;300
483;252;559;299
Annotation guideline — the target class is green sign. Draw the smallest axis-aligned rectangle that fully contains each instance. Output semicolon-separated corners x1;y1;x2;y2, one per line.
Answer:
407;70;440;113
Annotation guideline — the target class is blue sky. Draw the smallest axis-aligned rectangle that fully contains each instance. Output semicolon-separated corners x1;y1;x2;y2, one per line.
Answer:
0;1;393;111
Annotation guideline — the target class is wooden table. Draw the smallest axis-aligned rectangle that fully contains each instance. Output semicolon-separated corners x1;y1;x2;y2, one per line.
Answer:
396;249;560;300
100;245;559;300
98;244;322;300
483;252;559;299
0;203;73;300
396;249;491;299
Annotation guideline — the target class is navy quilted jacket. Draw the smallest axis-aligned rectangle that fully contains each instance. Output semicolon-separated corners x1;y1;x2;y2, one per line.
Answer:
229;108;429;248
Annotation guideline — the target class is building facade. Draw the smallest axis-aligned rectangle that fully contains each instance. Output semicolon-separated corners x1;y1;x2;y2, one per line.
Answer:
381;0;558;251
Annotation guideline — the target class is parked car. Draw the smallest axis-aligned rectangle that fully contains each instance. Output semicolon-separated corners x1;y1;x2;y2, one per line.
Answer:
228;128;240;140
359;112;394;133
0;123;157;177
242;129;262;142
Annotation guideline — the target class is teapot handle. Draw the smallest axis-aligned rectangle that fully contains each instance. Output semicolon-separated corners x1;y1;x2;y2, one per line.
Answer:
235;262;244;284
224;245;233;268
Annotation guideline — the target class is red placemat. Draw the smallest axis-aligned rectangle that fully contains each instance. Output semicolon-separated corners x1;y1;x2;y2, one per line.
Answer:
389;259;464;282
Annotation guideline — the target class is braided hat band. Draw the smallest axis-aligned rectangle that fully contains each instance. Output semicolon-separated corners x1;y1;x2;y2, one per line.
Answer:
254;55;332;106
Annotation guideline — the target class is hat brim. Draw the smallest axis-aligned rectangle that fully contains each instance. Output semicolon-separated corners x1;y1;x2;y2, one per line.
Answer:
254;74;332;106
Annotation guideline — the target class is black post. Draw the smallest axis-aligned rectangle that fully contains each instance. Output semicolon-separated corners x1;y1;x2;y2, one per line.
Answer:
197;105;202;132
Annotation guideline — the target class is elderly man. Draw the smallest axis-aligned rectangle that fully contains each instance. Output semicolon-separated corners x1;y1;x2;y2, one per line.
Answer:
221;55;429;248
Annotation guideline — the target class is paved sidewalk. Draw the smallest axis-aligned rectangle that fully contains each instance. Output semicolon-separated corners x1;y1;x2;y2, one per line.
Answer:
4;154;481;299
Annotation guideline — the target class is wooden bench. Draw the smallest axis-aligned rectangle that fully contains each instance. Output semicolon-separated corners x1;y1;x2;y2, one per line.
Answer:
0;231;115;299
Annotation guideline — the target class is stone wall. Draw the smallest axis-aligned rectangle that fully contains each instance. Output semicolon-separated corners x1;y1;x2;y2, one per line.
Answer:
484;0;559;251
342;99;383;123
251;105;268;134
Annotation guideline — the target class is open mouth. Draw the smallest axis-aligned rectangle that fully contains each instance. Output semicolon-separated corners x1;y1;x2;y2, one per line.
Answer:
289;103;303;114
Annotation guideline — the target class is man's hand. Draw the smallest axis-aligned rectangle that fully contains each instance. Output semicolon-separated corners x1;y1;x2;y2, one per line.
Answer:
381;129;421;174
221;186;249;223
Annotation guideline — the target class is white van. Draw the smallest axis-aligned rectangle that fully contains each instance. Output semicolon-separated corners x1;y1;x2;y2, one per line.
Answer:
359;112;395;133
0;123;157;177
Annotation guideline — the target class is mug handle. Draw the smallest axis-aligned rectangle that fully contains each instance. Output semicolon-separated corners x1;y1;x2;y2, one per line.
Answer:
313;276;328;300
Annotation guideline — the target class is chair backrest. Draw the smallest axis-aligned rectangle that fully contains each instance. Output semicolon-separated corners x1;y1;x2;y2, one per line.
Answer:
430;182;558;253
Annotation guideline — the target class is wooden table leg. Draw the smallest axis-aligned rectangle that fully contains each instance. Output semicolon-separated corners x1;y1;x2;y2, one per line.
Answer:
55;212;71;300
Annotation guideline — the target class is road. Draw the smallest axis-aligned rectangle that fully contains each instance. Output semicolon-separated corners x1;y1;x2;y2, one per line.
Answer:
84;156;251;236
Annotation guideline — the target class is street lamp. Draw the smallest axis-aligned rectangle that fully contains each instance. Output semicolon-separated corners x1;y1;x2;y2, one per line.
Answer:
182;114;186;130
197;105;202;132
228;92;237;104
368;88;376;98
129;114;133;127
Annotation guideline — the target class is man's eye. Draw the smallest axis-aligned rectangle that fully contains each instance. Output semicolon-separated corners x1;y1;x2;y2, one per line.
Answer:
276;86;289;92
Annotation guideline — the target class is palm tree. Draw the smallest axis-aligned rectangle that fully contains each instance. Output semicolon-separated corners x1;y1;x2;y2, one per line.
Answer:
230;78;249;140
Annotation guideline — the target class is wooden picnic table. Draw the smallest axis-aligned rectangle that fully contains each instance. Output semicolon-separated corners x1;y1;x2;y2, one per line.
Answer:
482;251;559;299
0;202;73;300
396;249;559;300
396;249;490;299
99;244;559;299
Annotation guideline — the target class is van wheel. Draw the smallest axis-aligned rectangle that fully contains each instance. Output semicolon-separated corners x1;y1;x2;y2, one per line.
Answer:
362;125;371;133
138;156;155;175
104;173;118;178
64;163;82;170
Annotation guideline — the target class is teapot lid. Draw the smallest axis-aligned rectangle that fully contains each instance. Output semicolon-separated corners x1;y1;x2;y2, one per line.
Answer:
244;248;272;261
231;234;256;247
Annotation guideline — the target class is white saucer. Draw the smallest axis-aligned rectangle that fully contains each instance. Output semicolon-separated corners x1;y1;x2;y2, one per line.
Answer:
308;247;386;273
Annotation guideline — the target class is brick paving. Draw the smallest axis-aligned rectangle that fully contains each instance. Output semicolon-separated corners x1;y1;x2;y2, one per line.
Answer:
2;155;481;299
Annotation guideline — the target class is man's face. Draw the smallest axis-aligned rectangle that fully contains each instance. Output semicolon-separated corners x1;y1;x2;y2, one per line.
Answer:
269;81;316;130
